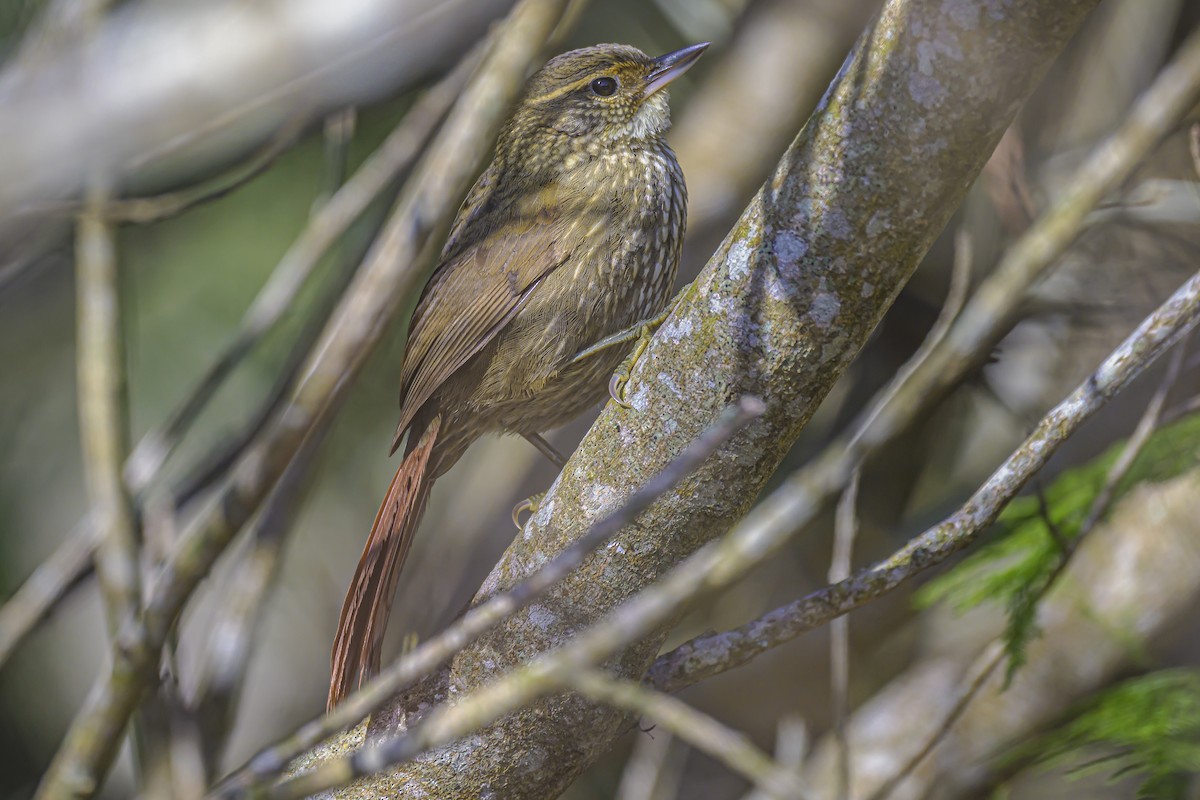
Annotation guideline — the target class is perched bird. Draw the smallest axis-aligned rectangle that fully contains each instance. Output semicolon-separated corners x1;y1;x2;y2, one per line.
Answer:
328;41;707;709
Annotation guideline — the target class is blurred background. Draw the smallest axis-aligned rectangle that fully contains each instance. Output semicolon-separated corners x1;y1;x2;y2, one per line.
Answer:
2;0;1200;798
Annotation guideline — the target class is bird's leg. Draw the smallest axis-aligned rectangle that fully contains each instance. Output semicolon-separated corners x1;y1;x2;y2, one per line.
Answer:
512;434;566;529
521;432;567;468
570;289;687;408
512;492;547;529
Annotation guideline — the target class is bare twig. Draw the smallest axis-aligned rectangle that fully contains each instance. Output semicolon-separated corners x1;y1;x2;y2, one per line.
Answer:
191;386;340;778
742;717;809;800
866;643;1006;800
616;730;682;800
188;108;365;777
569;670;816;800
829;471;860;800
1189;122;1200;181
217;397;765;798
649;267;1200;693
122;50;479;495
75;184;139;632
865;339;1187;800
0;517;99;668
34;3;569;798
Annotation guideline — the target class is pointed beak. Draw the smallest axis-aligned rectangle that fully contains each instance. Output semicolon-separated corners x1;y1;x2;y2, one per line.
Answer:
643;42;709;98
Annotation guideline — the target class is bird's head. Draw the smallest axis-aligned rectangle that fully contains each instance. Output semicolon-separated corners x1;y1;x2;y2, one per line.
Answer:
499;42;708;163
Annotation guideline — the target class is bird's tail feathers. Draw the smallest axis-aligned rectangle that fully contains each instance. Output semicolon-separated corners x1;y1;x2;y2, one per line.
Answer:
327;415;441;710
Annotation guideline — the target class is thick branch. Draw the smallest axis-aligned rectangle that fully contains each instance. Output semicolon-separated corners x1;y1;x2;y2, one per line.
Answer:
0;0;514;220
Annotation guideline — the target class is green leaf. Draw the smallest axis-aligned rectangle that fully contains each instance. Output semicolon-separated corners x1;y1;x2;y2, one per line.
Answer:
915;413;1200;682
1011;670;1200;799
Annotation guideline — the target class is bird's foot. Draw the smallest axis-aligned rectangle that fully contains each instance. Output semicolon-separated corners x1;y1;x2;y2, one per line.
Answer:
608;325;655;408
571;289;689;409
512;491;547;529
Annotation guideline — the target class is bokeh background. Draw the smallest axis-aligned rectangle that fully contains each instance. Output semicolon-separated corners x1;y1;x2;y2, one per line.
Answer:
2;0;1200;797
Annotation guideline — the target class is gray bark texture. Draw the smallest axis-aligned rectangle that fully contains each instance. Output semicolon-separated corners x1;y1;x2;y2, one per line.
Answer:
315;0;1103;796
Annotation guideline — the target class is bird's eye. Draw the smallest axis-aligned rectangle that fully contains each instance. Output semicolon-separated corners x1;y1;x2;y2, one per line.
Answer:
589;76;618;97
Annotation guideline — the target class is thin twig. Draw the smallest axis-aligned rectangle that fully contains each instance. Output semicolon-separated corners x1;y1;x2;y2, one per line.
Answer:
0;517;99;668
866;643;1006;800
217;397;765;798
569;670;816;800
829;470;860;800
1189;122;1200;181
75;183;140;633
616;729;679;800
648;268;1200;694
865;339;1187;800
122;51;478;495
742;717;809;800
33;5;575;797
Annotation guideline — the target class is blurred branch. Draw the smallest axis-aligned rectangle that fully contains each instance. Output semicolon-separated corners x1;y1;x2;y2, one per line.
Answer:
615;728;681;800
33;2;570;798
0;0;516;219
75;185;139;633
23;115;309;224
673;0;880;233
321;2;1102;796
649;24;1200;693
0;516;98;668
829;471;860;800
649;267;1200;694
191;410;337;780
216;397;764;799
124;51;478;495
568;670;816;800
187;115;362;775
742;718;809;800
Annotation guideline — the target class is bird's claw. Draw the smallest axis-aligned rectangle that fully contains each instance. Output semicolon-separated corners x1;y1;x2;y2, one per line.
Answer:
608;324;653;410
512;492;547;529
608;371;632;408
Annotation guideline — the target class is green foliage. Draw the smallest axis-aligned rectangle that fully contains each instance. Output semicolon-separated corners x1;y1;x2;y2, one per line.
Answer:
916;413;1200;683
1012;670;1200;799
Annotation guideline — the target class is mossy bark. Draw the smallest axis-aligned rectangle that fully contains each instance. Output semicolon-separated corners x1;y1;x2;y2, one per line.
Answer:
319;0;1102;796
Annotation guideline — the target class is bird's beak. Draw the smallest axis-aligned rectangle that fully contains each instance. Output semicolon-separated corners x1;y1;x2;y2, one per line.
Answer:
643;42;709;98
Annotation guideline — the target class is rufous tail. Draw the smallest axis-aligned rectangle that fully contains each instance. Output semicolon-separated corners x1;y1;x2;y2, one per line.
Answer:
327;415;441;710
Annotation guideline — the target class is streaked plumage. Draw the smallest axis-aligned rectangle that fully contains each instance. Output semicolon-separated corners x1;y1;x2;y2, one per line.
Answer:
329;42;705;709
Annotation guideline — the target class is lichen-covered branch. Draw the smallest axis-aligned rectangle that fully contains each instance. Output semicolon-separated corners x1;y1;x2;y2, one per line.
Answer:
327;1;1101;797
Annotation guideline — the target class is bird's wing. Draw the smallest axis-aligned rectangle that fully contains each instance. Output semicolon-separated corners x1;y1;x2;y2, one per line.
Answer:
391;195;584;451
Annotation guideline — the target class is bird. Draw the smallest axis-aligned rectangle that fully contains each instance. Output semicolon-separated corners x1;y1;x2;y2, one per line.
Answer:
328;41;708;709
